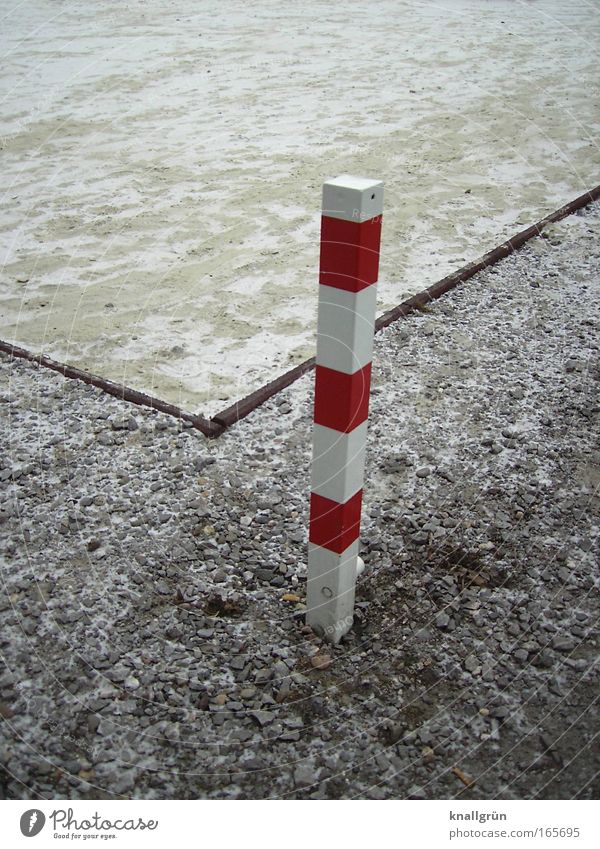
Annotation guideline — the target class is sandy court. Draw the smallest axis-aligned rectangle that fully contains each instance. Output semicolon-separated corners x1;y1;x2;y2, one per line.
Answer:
0;0;598;414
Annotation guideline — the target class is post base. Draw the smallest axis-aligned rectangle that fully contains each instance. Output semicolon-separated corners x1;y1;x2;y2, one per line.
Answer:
306;542;365;643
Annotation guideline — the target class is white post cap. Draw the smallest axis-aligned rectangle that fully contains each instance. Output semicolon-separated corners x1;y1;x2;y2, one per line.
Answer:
322;175;384;223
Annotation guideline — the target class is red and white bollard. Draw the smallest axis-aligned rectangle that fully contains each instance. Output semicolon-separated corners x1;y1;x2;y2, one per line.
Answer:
307;175;383;642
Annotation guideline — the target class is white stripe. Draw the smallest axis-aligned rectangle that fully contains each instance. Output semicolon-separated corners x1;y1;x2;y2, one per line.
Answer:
322;176;384;223
306;540;360;642
311;421;368;504
315;284;377;375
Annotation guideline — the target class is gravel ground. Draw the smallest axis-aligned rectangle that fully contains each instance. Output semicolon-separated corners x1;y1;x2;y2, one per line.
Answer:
0;201;599;800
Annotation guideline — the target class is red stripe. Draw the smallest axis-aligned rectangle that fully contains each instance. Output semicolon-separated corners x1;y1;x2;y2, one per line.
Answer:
313;362;371;433
319;215;382;293
309;490;363;553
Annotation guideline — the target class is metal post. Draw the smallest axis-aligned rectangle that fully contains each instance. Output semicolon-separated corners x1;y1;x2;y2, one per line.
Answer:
306;175;383;642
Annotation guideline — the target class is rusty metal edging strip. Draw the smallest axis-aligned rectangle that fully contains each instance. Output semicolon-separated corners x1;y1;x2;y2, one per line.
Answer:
0;341;224;438
211;183;600;429
210;357;315;429
1;183;598;438
375;183;600;330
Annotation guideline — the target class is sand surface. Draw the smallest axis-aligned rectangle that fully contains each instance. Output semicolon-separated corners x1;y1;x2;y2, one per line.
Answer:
1;0;598;414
